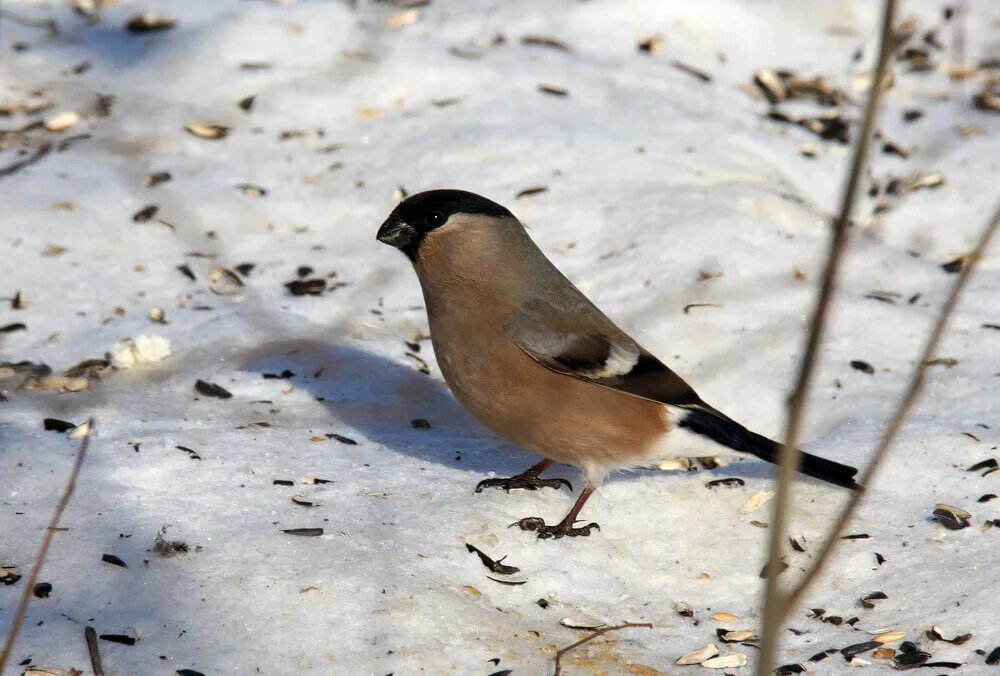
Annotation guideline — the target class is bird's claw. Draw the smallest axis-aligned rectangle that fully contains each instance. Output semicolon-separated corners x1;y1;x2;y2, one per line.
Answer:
474;475;573;493
510;516;600;539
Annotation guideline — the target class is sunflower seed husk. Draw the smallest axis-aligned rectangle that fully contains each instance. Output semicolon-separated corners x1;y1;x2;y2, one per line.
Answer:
125;13;176;32
185;121;229;139
207;267;245;295
875;630;906;643
675;642;719;665
739;490;775;513
702;653;747;669
43;111;82;132
933;503;971;530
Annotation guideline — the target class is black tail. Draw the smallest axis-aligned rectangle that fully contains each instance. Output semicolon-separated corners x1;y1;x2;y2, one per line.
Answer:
679;409;859;490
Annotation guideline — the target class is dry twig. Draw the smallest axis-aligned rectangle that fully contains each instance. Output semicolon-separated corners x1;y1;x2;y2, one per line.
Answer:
782;200;1000;613
757;1;898;673
0;419;95;671
553;622;653;675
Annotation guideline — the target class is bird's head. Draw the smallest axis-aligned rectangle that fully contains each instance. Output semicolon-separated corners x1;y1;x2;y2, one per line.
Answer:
376;189;513;261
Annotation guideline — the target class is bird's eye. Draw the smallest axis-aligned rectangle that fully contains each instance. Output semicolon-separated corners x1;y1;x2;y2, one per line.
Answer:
426;211;445;228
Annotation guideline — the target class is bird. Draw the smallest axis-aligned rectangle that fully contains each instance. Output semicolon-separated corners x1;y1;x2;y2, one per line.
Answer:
376;189;859;539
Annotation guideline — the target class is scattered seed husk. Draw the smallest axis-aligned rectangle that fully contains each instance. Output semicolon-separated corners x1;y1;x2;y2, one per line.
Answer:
1;566;21;585
516;186;548;199
893;648;931;669
175;445;201;460
207;267;245;295
702;653;747;669
775;664;805;675
126;12;176;32
789;535;807;552
933;503;971;530
487;575;526;586
875;630;906;643
185;121;229;139
521;35;570;51
842;532;870;540
866;290;901;304
236;183;267;197
809;648;838;662
739;490;775;514
798;143;819;158
973;84;1000;113
177;264;196;281
928;626;972;644
671;60;711;82
177;670;206;676
941;257;965;273
387;8;420;28
110;336;171;369
979;494;997;503
967;458;998;472
325;432;357;445
100;634;137;646
721;629;757;643
238;95;256;112
101;553;126;568
286;278;326;296
705;478;744;489
43;418;76;433
986;646;1000;665
713;612;737;622
842;641;880;659
22;375;89;393
291;494;322;507
860;591;888;609
0;322;27;333
850;360;875;374
282;528;323;536
537;84;568;97
561;617;604;629
43;111;82;132
675;642;719;665
11;289;26;310
195;379;232;399
69;420;92;440
131;204;158;223
637;35;663;54
142;171;171;187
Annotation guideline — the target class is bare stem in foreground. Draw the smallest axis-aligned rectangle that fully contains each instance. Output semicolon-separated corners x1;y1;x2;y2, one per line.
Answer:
0;419;95;672
782;201;1000;614
756;1;898;674
552;623;653;676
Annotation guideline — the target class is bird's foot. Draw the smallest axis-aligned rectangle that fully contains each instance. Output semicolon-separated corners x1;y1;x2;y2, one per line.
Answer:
474;474;572;493
512;516;600;540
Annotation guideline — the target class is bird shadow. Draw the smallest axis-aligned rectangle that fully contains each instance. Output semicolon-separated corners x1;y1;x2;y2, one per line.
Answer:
237;339;549;481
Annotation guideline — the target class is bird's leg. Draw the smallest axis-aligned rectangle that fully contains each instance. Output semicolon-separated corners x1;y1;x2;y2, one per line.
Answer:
474;458;573;493
514;486;600;539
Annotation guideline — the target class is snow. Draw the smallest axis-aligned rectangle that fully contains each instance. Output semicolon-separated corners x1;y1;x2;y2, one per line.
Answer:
1;0;999;674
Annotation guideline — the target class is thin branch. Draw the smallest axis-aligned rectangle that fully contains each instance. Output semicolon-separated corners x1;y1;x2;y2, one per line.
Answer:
756;1;898;674
553;623;653;676
0;419;95;672
782;201;1000;613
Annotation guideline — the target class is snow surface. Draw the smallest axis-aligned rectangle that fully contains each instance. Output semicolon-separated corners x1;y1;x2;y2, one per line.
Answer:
2;0;999;674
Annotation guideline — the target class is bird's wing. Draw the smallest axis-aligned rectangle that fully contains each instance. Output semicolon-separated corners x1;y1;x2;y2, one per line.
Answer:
506;297;721;414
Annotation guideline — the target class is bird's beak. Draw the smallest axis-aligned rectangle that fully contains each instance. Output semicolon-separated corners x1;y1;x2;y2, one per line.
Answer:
376;218;418;250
